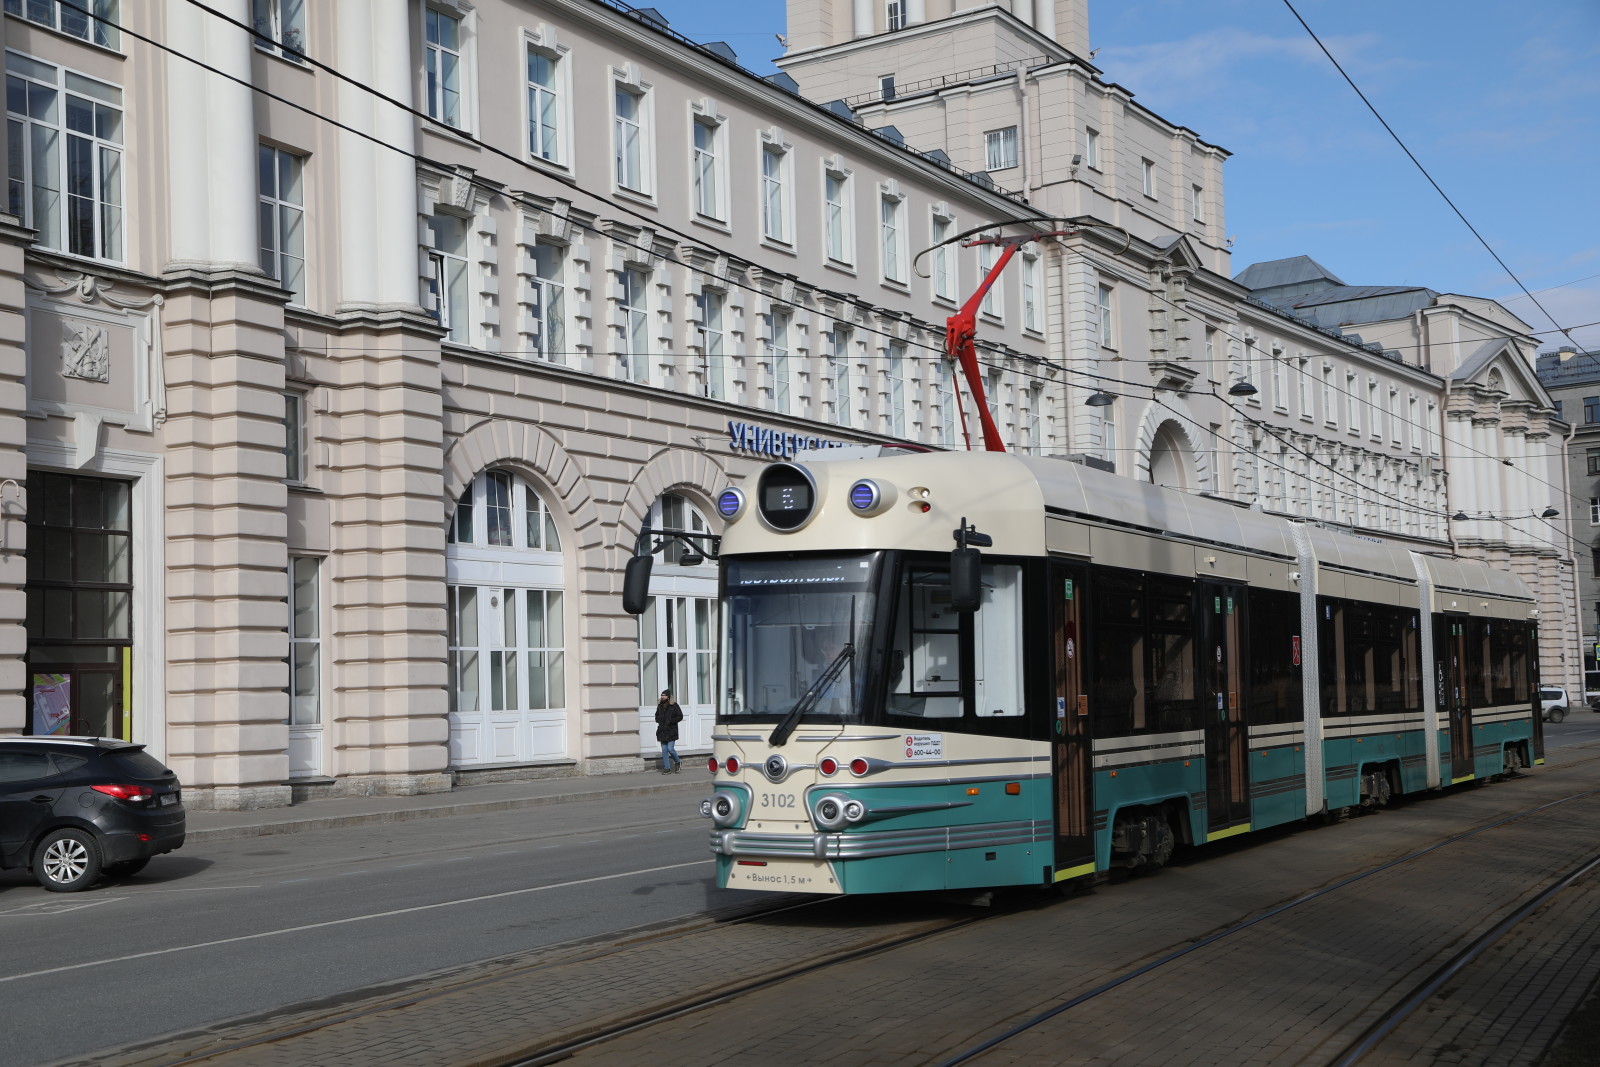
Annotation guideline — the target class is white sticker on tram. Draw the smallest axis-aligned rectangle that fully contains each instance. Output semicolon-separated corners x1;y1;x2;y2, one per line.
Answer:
0;859;712;985
903;733;944;760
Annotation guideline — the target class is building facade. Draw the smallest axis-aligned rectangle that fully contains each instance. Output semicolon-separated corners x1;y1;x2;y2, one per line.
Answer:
0;0;1578;808
1535;347;1597;689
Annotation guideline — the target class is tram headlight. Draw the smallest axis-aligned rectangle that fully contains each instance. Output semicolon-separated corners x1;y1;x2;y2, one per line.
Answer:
707;791;743;827
813;794;850;831
843;799;866;824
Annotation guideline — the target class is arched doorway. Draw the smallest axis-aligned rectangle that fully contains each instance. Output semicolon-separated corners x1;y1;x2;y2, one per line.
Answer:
1148;421;1194;491
446;470;569;767
636;493;718;759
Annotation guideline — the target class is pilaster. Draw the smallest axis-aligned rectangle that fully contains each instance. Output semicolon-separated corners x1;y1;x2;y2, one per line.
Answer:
0;217;30;733
161;268;293;807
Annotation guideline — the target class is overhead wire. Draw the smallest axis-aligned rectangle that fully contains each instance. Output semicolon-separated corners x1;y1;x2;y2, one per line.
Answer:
1279;0;1585;352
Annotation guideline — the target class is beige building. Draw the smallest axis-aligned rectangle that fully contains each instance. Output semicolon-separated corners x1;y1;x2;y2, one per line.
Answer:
1;0;1577;808
0;0;1059;807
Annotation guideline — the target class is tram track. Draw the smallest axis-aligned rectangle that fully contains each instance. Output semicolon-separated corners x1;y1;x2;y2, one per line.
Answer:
936;782;1600;1066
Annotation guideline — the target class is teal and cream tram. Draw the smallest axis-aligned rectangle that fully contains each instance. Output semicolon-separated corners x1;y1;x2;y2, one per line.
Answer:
648;450;1541;895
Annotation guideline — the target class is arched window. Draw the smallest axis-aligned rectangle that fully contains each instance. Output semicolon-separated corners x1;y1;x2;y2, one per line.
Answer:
446;470;567;767
637;492;718;759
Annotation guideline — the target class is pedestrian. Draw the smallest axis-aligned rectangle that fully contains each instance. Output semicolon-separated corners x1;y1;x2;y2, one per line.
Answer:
655;690;684;773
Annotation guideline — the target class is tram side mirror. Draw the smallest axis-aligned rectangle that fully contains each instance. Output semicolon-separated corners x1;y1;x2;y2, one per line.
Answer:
950;547;982;613
622;555;653;615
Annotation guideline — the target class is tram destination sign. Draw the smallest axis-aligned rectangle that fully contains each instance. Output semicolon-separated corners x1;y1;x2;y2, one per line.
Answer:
727;419;850;459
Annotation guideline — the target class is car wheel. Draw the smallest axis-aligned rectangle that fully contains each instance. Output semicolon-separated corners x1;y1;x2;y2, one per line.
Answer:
33;828;103;892
104;858;149;879
1548;706;1567;725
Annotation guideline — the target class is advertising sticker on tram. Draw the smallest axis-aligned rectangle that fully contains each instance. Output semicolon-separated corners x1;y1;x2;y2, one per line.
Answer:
904;734;942;760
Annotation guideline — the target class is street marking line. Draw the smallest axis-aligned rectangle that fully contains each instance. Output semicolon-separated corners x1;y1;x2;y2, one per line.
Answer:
0;860;712;985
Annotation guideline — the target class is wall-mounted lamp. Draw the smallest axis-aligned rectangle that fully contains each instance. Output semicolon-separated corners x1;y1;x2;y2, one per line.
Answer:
1227;381;1258;397
1542;506;1559;518
1085;390;1115;407
1451;511;1469;521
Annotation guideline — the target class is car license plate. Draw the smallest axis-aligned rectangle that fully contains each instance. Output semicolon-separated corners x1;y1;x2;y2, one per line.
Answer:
160;793;178;807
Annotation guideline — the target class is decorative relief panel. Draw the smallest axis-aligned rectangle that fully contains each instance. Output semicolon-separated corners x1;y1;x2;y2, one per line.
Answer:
60;320;110;382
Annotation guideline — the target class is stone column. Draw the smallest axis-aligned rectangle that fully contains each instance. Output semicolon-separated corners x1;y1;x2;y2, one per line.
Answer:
165;0;259;272
0;217;30;734
162;272;293;808
320;0;448;795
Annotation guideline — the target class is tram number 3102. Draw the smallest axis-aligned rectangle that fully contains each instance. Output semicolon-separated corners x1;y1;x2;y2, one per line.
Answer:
759;793;797;809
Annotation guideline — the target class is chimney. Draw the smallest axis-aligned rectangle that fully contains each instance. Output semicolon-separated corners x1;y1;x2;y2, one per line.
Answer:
1558;346;1578;361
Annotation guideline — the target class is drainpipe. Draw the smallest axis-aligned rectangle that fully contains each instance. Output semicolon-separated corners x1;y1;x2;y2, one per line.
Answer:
1016;67;1033;199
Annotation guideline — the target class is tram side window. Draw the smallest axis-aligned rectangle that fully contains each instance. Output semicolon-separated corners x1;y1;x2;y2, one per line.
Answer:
1485;619;1528;706
1090;570;1145;737
1464;618;1489;707
1147;576;1197;733
973;564;1024;717
1246;588;1301;725
887;566;963;718
1319;597;1421;716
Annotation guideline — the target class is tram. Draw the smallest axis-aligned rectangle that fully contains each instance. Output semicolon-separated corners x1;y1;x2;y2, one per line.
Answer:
677;449;1542;895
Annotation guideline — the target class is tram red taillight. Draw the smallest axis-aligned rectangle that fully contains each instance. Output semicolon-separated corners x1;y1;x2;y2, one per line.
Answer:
707;757;719;773
849;757;870;776
819;757;839;776
725;756;741;774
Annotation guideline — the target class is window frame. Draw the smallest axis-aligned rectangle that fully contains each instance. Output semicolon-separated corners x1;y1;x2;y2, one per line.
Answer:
619;265;651;383
759;139;793;246
1096;283;1114;348
426;210;471;344
984;126;1018;171
823;162;854;267
880;191;907;286
258;142;307;304
612;75;654;197
697;288;727;400
423;6;468;130
4;0;118;50
252;0;305;63
690;112;726;221
525;40;568;166
1140;157;1155;198
931;211;956;304
767;307;792;413
1084;127;1099;170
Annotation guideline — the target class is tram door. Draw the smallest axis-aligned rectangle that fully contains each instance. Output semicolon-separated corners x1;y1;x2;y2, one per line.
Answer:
1203;583;1250;833
1435;616;1472;780
1050;563;1094;874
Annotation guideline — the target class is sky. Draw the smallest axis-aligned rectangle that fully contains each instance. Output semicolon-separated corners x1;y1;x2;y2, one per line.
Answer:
636;0;1600;352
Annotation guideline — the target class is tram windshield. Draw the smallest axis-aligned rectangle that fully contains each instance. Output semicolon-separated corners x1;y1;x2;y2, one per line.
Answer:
722;552;882;721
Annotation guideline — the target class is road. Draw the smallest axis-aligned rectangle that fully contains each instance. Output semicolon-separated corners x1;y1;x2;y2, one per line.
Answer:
1544;709;1600;748
0;791;732;1066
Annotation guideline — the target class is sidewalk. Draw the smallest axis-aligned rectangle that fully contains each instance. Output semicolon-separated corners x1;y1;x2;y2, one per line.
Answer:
185;768;709;844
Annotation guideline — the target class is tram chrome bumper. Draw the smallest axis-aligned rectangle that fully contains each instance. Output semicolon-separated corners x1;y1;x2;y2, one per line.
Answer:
710;819;1049;861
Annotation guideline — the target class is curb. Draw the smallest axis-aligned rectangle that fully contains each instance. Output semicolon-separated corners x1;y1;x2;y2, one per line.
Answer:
187;779;707;844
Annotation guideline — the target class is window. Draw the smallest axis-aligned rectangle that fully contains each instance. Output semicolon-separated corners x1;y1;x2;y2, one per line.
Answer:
1084;127;1099;170
1389;387;1400;442
288;557;321;728
1322;365;1335;426
886;342;906;435
614;85;645;192
620;267;650;382
527;47;561;163
830;326;851;427
977;240;1001;319
880;194;905;284
4;0;117;48
879;74;896;101
761;143;790;243
1022;251;1041;332
937;358;956;445
1587;449;1600;477
1097;284;1114;347
1590;497;1599;525
1271;351;1286;410
696;291;727;400
1584;395;1599;424
1408;395;1419;449
931;214;954;301
258;145;306;303
6;55;124;261
824;169;851;264
1368;380;1380;438
984;127;1018;171
768;309;791;413
531;242;565;362
1298;359;1311;419
692;117;720;218
1347;372;1360;432
1191;183;1204;223
252;0;304;62
886;0;906;31
282;392;305;482
424;8;463;128
1141;157;1155;197
426;213;469;343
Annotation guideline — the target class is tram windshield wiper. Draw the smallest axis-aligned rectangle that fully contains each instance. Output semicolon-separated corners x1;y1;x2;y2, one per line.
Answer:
767;643;854;748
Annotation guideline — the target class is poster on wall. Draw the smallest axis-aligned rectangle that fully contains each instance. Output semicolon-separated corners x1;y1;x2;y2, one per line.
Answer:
31;674;71;735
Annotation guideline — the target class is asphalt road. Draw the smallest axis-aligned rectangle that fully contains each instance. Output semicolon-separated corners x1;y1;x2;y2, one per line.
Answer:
1544;708;1600;748
0;792;735;1066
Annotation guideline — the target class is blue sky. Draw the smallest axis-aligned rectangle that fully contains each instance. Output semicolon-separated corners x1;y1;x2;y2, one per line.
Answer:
639;0;1600;352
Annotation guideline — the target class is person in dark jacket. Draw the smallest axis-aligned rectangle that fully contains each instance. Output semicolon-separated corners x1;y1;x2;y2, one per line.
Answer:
655;690;684;773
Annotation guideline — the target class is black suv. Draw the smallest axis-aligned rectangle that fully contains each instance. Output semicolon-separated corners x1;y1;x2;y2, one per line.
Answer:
0;737;186;891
